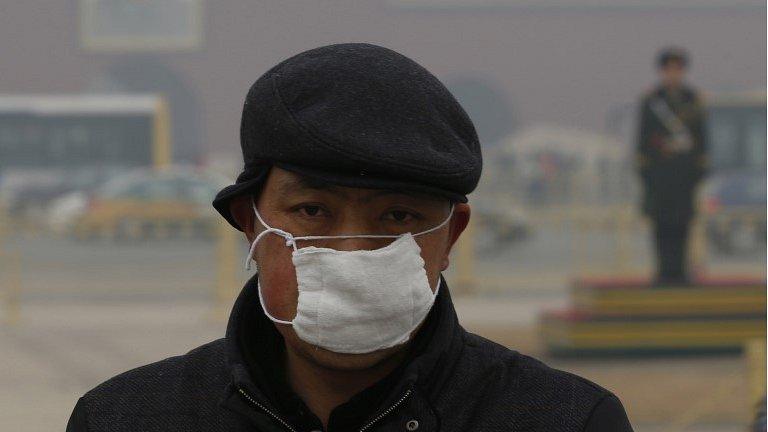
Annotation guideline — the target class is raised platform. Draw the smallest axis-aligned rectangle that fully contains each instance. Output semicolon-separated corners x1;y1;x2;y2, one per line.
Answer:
573;276;765;316
540;276;766;356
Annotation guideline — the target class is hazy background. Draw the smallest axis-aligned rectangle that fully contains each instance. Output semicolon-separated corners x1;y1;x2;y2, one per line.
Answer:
0;1;765;431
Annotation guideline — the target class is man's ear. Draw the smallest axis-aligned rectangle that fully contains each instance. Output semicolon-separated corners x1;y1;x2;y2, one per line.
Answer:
441;203;470;270
229;195;257;242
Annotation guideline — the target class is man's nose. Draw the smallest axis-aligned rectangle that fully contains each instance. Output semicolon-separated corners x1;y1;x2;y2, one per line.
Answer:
328;236;392;252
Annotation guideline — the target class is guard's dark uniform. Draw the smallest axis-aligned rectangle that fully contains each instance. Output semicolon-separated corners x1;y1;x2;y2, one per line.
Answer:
636;85;707;284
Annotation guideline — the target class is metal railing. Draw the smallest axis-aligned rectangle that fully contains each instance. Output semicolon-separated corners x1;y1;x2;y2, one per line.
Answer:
450;204;765;293
0;205;21;325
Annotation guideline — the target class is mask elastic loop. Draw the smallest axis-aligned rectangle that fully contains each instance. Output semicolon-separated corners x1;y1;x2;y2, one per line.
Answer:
412;204;454;238
252;198;272;231
246;198;299;270
290;204;455;243
257;281;293;325
250;197;296;249
245;227;296;270
246;199;453;269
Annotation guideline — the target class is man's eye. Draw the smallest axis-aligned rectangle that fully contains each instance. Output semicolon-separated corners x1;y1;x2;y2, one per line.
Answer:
299;205;324;217
384;210;416;223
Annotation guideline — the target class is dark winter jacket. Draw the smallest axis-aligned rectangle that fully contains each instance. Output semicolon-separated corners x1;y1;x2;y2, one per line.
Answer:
66;275;633;431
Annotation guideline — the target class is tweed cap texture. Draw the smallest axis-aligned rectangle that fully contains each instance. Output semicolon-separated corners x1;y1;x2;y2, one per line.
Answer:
213;43;482;230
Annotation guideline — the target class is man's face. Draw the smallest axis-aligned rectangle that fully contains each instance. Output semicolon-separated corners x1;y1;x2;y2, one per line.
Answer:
230;167;469;370
659;60;686;88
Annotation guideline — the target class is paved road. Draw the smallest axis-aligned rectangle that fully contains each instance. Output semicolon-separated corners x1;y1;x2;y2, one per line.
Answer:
0;231;761;431
0;300;749;432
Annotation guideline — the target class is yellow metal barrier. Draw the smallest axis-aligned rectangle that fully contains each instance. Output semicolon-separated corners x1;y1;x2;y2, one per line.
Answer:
451;203;764;292
689;217;707;275
213;218;240;319
152;97;172;169
746;338;767;414
0;205;21;325
454;215;476;294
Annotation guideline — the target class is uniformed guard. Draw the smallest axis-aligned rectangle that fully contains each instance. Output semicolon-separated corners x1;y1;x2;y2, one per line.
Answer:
636;47;708;285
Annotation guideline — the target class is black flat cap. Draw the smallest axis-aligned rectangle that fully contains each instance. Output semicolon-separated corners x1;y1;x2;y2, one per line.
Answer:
213;43;482;230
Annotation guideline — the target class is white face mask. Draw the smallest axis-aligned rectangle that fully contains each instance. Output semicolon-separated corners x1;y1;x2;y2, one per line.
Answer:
244;199;453;354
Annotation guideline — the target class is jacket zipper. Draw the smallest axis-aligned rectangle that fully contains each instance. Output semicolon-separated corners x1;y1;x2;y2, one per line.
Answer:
238;387;412;432
238;387;298;432
358;389;413;432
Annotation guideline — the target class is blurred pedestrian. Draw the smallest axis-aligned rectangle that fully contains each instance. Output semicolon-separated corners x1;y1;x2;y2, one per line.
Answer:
636;47;708;286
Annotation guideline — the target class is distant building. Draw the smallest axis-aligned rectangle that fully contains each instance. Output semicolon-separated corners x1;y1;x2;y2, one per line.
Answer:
0;1;763;164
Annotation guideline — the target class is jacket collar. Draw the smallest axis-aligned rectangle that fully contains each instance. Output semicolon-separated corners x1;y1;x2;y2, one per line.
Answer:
221;273;464;429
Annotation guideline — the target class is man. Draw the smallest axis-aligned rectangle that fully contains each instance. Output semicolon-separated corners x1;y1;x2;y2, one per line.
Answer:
67;43;632;431
637;47;708;286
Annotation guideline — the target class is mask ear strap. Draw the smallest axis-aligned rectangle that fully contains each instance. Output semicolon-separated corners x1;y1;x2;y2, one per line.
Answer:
413;204;455;237
434;276;442;296
245;197;298;270
245;227;295;270
257;281;294;325
291;204;455;243
251;197;272;231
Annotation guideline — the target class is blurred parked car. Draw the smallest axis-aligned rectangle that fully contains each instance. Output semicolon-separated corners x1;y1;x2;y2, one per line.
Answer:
472;202;532;254
0;168;122;223
701;171;766;254
48;167;229;240
700;92;766;254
